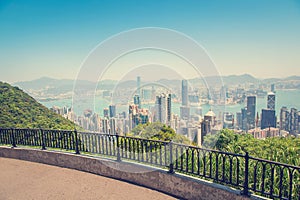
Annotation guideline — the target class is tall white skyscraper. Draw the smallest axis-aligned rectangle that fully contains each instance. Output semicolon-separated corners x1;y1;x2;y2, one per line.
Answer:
155;93;171;125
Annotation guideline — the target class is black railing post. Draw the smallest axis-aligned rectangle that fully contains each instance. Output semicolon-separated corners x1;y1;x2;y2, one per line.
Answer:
168;140;174;174
242;152;250;196
11;128;16;148
116;134;121;162
40;129;46;150
74;129;80;154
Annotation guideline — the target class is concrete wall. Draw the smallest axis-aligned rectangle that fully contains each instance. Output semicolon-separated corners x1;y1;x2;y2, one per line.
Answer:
0;147;263;200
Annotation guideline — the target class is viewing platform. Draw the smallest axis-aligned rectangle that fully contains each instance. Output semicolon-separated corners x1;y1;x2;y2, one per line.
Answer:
0;128;299;200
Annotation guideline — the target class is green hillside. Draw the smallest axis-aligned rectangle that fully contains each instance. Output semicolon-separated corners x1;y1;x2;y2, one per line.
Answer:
0;81;77;130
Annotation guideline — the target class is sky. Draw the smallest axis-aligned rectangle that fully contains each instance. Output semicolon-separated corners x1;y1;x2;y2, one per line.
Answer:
0;0;300;83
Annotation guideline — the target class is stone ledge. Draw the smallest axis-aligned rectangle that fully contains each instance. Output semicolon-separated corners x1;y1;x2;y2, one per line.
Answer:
0;146;267;200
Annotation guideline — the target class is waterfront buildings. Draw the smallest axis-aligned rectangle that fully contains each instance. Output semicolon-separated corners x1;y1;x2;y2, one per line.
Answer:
50;80;299;142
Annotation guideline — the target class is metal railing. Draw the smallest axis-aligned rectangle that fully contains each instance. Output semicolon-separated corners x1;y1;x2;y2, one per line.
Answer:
0;128;299;200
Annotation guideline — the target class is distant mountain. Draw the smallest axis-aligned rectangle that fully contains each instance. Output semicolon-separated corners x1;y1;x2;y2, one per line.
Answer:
157;79;181;88
15;76;74;90
117;80;136;88
13;74;299;99
222;74;258;85
283;76;300;81
261;78;281;84
0;81;78;129
14;77;120;96
189;73;258;86
15;77;96;96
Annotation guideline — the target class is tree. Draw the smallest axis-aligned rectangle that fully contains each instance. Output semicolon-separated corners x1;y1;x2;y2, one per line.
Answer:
130;122;190;144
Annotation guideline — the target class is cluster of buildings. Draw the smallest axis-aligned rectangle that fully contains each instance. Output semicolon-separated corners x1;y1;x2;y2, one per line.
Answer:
51;77;299;146
230;91;299;138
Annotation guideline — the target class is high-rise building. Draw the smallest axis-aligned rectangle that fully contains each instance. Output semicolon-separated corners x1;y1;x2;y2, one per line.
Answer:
223;112;234;129
261;109;276;129
180;106;190;120
182;80;188;106
267;92;275;110
241;107;248;130
103;108;109;118
129;104;138;115
142;89;151;100
109;105;116;118
128;104;149;127
280;106;289;131
129;104;138;129
290;108;299;134
236;112;242;129
188;94;199;103
139;108;149;124
134;95;141;108
137;76;141;97
271;84;275;93
201;110;216;145
155;93;171;125
246;96;256;130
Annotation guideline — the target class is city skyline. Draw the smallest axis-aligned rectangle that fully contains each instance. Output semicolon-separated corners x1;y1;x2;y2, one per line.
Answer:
1;0;300;83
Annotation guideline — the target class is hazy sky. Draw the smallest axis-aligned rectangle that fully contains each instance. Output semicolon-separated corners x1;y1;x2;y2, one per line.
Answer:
0;0;300;83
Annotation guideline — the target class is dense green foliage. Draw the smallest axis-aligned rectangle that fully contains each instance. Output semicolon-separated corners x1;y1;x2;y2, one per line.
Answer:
203;129;300;166
129;122;190;144
0;82;77;130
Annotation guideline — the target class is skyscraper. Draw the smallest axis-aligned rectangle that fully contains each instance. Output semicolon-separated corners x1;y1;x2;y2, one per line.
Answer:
137;76;141;97
134;94;141;108
290;108;299;134
181;80;188;106
201;110;216;145
139;108;150;124
155;93;171;124
129;104;138;129
241;107;248;130
271;84;275;93
267;92;275;110
246;96;256;130
280;106;289;131
236;112;242;129
103;108;109;118
109;105;116;118
181;80;190;120
180;106;190;120
223;112;234;129
261;109;276;129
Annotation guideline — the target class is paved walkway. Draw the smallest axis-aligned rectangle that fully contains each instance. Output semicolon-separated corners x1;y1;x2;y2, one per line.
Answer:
0;157;176;200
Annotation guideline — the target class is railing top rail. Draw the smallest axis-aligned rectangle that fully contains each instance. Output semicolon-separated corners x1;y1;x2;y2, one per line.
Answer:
118;135;170;144
0;127;76;132
77;131;113;136
249;155;300;170
171;141;246;157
